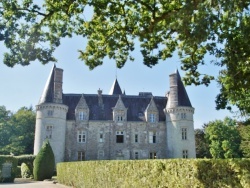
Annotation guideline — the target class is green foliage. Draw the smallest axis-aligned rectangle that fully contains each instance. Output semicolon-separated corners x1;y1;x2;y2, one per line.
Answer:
205;117;242;158
16;166;21;178
15;155;35;177
57;159;250;188
0;155;18;183
238;124;250;158
0;106;36;155
1;1;250;113
195;128;211;158
15;155;36;166
21;163;32;178
33;140;55;181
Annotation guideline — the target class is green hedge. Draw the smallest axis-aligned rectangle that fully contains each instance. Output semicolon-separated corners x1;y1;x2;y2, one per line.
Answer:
15;155;36;166
0;155;18;183
57;159;250;188
15;155;35;177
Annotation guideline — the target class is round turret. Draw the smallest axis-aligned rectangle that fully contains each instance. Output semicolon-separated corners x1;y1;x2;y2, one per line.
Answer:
34;103;68;164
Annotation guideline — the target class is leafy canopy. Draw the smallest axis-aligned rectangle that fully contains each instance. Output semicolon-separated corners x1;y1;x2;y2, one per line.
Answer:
205;117;242;159
1;0;250;113
0;106;35;155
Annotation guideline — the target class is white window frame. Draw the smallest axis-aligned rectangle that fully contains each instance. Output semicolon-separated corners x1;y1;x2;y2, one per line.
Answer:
149;152;157;159
117;114;124;122
181;113;186;119
78;151;85;161
45;125;53;139
79;111;84;120
149;131;156;143
183;150;188;158
78;131;86;143
181;128;187;140
149;114;155;123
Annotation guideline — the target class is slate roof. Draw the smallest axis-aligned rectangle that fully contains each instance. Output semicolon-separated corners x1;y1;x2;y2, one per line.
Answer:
39;64;56;104
63;94;167;121
176;70;192;107
109;79;122;95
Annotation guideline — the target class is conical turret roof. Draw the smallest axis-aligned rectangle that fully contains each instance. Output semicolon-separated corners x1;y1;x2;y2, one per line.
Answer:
39;65;56;104
167;70;192;108
176;70;192;107
109;78;122;95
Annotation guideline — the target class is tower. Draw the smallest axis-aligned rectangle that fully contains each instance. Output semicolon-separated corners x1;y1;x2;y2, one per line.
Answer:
165;70;196;158
34;65;68;164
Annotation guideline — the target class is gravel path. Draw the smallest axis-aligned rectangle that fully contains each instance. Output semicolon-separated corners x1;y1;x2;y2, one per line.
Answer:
0;178;71;188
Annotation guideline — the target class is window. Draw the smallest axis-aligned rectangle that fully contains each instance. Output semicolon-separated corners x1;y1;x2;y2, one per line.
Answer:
79;111;84;120
46;125;53;139
99;132;104;142
116;131;124;143
98;150;104;159
117;115;123;121
182;128;187;140
78;131;86;143
135;134;138;143
78;151;85;161
135;152;139;159
149;114;155;123
47;110;53;117
181;113;186;119
149;152;157;159
149;131;156;143
183;150;188;158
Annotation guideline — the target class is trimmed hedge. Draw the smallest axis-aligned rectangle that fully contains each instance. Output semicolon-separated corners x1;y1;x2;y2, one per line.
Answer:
57;159;250;188
21;163;32;178
15;155;36;166
33;140;55;181
15;155;35;177
0;155;17;183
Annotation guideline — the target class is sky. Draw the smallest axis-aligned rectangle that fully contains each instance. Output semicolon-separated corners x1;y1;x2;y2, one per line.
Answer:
0;34;236;129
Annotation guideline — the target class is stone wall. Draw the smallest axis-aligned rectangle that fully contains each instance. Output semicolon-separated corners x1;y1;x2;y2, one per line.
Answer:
65;120;166;161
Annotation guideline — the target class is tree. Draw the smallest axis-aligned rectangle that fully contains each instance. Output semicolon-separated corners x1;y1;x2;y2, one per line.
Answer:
0;106;35;155
238;121;250;158
0;106;12;154
1;1;250;113
195;127;211;158
33;140;55;181
8;107;36;155
205;117;242;159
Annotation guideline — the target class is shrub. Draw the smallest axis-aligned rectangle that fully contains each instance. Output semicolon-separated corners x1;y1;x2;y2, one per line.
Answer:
21;163;32;178
15;155;35;176
0;155;17;183
57;159;250;188
33;140;55;181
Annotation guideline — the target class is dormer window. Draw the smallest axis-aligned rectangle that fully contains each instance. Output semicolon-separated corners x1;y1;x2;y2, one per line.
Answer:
79;111;84;120
149;114;155;123
117;115;124;121
75;95;89;121
145;97;159;123
113;95;127;123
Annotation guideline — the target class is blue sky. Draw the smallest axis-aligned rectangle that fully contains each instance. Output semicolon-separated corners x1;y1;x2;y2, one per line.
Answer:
0;34;236;128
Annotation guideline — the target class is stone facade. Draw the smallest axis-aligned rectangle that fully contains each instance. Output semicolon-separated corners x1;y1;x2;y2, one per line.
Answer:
34;65;196;164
